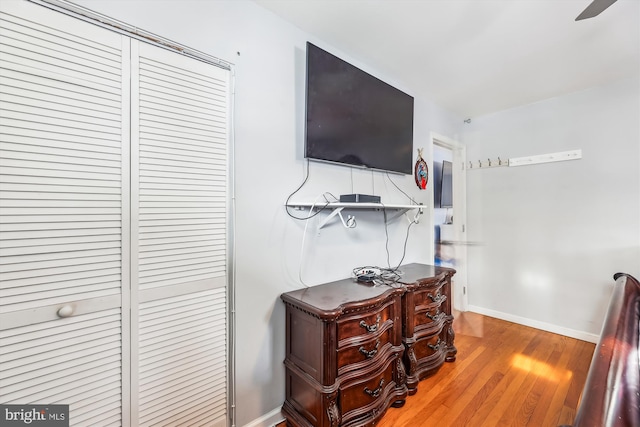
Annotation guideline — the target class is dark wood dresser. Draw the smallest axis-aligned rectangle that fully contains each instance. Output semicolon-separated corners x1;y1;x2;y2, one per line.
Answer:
397;264;457;394
281;263;456;426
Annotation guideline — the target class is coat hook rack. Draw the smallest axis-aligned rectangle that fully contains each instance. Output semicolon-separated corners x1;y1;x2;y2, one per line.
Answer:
467;149;581;170
468;157;508;169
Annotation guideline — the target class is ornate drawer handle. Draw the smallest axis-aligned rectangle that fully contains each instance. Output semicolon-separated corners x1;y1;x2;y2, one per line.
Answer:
364;378;384;398
428;338;444;351
359;314;381;333
358;340;380;359
425;310;445;322
427;292;443;303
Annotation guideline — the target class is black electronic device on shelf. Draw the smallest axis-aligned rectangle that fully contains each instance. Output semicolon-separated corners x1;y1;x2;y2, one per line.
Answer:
339;194;381;203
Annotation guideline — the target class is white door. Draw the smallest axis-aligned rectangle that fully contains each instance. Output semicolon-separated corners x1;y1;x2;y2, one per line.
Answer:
432;134;468;312
0;1;130;425
131;40;230;427
0;2;231;426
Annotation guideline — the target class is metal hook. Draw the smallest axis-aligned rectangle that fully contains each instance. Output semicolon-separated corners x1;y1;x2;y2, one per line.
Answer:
412;206;423;224
338;211;356;229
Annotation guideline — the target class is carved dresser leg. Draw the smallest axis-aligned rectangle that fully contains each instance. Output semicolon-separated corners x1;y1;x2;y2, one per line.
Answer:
445;317;457;362
326;392;340;427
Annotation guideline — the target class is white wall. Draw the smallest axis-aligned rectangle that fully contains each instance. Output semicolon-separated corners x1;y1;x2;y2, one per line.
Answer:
462;76;640;341
70;1;462;425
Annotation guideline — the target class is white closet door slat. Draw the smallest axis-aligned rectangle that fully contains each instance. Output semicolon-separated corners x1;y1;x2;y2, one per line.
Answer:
138;128;227;151
0;309;122;419
0;72;121;110
136;289;227;426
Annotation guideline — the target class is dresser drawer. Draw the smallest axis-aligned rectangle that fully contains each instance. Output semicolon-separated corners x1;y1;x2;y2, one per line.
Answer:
413;282;447;310
414;305;447;334
337;302;394;346
339;356;396;418
337;326;393;376
413;330;448;363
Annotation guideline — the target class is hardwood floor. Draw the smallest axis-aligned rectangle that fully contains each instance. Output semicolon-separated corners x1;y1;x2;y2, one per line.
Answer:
276;312;595;427
377;311;596;427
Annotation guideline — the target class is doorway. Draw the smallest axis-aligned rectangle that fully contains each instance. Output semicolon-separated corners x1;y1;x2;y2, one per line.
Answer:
432;134;468;312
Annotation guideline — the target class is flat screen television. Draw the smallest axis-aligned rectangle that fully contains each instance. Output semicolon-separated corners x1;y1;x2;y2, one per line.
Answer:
433;161;443;207
440;160;453;208
304;42;415;175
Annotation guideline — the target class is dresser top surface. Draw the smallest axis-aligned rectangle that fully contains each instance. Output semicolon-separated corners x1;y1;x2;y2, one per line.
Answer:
396;263;455;284
281;263;455;314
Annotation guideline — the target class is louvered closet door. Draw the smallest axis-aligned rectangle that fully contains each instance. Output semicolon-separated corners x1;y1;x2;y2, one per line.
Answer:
132;40;229;427
0;1;129;426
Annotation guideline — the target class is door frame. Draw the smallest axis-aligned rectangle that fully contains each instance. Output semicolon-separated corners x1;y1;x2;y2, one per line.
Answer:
431;132;468;312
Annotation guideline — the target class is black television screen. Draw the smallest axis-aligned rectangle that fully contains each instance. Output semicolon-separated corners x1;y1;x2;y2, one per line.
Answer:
440;160;453;208
433;161;443;207
304;42;414;175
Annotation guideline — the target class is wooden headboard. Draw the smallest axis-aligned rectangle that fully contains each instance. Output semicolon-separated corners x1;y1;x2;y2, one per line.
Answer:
570;273;640;427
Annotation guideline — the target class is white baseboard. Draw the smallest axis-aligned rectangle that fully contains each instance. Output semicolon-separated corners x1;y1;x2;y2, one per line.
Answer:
242;407;284;427
466;305;600;344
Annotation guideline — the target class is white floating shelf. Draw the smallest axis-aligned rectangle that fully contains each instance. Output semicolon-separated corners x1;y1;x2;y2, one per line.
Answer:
287;202;424;229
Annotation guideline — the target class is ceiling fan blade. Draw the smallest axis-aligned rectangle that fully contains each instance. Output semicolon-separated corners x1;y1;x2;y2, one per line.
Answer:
576;0;618;20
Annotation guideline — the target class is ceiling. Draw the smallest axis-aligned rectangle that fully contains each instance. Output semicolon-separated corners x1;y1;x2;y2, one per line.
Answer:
254;0;640;118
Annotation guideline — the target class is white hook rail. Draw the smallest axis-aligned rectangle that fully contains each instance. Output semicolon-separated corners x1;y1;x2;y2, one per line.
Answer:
467;149;582;170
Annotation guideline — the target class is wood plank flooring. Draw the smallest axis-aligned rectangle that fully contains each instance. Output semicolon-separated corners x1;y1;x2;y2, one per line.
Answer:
377;311;596;427
276;312;595;427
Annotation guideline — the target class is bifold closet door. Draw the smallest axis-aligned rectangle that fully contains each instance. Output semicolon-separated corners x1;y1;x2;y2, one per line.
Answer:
1;2;230;427
0;1;130;426
131;40;230;427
